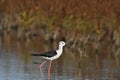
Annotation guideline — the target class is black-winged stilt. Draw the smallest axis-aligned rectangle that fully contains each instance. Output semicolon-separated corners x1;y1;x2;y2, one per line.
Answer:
32;41;66;79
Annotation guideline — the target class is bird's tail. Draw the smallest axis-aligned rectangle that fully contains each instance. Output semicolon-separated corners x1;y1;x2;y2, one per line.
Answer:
31;54;42;56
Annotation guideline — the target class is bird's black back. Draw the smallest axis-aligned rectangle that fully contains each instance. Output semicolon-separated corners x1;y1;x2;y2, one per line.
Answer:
31;50;57;58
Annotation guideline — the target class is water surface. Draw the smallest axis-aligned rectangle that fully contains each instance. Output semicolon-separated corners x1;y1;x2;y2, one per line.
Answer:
0;33;120;80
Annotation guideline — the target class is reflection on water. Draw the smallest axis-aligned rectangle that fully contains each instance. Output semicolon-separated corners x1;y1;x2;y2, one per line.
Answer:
0;32;120;80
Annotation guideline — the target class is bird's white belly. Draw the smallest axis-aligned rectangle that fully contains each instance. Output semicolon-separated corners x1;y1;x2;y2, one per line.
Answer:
43;49;63;60
43;54;61;60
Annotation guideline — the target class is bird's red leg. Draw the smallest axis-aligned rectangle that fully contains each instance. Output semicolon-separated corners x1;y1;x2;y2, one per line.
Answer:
39;60;47;79
48;60;52;80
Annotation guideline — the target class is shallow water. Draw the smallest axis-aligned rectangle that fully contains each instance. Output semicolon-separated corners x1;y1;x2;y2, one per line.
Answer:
0;33;120;80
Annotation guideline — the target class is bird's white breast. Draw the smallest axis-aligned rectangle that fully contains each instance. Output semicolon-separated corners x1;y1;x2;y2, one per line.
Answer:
51;49;63;60
44;49;62;60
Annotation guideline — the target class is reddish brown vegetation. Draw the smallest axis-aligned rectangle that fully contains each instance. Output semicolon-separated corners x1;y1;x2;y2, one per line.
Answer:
0;0;120;22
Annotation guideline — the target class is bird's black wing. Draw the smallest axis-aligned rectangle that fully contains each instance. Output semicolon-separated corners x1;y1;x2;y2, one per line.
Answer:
31;50;57;58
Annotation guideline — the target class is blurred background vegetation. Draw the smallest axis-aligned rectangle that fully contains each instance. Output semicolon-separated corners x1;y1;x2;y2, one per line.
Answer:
0;0;120;55
0;0;120;32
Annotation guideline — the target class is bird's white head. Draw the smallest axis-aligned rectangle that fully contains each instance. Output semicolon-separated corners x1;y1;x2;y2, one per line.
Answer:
59;41;66;47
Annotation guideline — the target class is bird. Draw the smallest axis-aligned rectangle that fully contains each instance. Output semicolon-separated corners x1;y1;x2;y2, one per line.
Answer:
31;41;66;79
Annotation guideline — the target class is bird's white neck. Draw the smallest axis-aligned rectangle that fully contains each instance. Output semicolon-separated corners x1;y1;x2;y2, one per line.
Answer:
56;45;63;55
